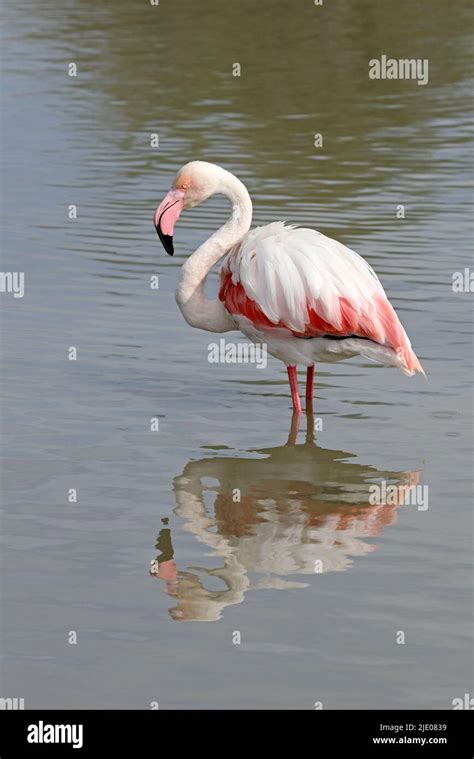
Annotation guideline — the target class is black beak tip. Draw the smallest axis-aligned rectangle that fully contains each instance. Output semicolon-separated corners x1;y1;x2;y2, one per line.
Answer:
155;224;174;256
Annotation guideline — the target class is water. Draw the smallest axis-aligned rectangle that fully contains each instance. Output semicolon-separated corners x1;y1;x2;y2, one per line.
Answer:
1;0;472;709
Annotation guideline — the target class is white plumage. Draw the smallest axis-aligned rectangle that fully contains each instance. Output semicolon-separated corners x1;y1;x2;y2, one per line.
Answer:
223;221;383;334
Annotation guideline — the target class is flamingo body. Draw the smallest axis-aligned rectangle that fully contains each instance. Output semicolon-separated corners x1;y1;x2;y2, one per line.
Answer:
218;221;424;375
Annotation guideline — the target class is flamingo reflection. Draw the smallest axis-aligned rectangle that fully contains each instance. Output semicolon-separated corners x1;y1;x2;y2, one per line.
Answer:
151;409;420;621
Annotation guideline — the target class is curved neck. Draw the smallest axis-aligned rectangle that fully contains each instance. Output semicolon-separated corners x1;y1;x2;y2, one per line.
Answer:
176;172;252;333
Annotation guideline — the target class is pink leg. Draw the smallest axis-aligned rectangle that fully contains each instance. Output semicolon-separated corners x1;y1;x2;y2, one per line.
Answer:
287;366;302;414
306;365;315;401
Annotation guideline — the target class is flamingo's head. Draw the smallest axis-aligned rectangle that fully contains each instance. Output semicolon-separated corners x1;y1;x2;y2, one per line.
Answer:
154;161;225;255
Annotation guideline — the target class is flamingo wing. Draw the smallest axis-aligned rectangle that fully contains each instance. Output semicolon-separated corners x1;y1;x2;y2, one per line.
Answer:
219;222;424;376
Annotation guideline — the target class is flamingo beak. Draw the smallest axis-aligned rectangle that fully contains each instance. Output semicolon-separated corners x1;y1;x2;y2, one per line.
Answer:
154;189;186;256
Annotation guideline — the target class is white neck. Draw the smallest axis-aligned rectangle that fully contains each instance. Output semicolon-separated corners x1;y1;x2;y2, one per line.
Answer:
175;170;252;332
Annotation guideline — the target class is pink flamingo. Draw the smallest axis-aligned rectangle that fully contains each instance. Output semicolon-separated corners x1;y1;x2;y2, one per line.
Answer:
154;161;424;413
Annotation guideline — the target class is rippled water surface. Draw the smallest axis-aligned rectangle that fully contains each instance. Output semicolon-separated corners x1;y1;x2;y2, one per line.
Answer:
1;0;473;708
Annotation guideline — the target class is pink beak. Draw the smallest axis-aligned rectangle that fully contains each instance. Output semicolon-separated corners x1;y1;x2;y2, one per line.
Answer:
154;189;185;255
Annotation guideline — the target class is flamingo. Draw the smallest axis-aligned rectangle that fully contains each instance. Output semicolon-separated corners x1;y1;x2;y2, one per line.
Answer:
154;161;425;413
